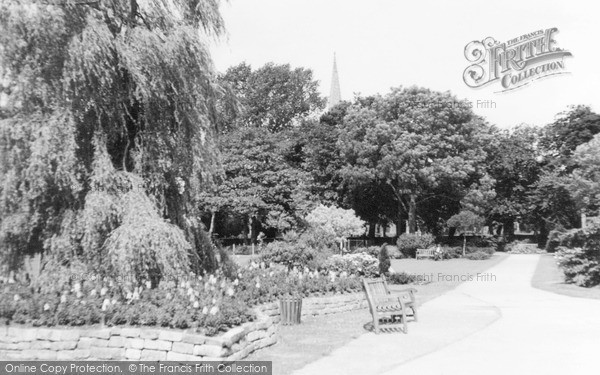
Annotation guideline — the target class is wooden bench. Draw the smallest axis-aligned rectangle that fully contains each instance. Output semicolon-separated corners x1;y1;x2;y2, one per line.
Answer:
416;248;435;259
362;277;418;334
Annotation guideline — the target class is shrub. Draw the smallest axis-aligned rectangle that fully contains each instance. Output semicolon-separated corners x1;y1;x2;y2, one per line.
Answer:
259;228;334;270
305;205;366;244
555;223;600;287
297;228;338;253
467;236;499;250
350;246;380;258
467;246;495;255
464;251;492;260
326;253;379;278
506;242;544;254
545;230;564;253
386;245;403;259
396;233;435;258
378;245;391;276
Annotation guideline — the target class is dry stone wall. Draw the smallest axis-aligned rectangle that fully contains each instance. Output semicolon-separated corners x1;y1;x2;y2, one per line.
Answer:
0;293;366;360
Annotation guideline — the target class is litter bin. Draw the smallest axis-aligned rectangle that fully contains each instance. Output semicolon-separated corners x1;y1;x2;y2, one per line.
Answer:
279;296;302;325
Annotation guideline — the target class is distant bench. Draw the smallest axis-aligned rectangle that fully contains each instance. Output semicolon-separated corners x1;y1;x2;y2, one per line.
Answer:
416;248;435;259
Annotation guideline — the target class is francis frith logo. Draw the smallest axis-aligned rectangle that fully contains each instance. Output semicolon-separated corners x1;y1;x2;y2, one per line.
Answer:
463;28;572;92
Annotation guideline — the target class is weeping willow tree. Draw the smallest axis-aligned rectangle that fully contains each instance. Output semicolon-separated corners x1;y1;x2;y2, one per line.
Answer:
0;0;226;285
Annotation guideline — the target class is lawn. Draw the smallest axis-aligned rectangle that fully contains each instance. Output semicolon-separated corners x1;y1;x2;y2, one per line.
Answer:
531;253;600;300
245;253;508;375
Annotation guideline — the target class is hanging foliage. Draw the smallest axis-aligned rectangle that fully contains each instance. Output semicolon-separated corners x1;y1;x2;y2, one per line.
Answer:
0;0;226;277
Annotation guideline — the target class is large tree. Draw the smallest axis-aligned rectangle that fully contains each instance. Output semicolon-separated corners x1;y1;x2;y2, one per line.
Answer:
539;105;600;171
198;128;315;241
217;62;325;133
484;125;541;235
0;0;225;280
337;86;489;234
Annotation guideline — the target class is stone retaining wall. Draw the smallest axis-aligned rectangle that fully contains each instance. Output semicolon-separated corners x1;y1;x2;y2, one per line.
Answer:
0;311;276;361
259;292;367;322
0;293;366;360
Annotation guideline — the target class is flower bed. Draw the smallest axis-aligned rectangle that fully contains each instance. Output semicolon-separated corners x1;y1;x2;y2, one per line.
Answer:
0;262;365;336
0;291;372;361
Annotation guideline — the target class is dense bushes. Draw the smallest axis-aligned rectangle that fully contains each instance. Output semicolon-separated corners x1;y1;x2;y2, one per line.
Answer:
545;230;564;252
464;251;492;260
326;253;379;278
350;246;380;258
259;229;334;270
555;224;600;287
444;235;501;251
396;233;435;258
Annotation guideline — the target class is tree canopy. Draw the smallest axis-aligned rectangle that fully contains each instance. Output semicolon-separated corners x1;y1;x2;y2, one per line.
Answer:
217;62;325;133
337;86;490;234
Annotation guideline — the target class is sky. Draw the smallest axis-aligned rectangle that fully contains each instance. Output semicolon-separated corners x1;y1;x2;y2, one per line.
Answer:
210;0;600;129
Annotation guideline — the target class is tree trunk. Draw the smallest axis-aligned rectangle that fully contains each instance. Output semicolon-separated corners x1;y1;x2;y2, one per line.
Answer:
503;219;515;237
368;222;376;238
463;234;467;256
208;210;216;235
396;198;403;238
448;227;456;238
248;216;253;245
537;221;549;249
408;194;417;234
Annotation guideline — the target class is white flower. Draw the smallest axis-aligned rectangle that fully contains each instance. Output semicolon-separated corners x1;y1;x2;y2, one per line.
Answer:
227;287;234;297
13;294;20;302
202;306;208;314
145;281;152;289
212;298;216;305
209;306;219;315
60;294;67;303
189;294;195;302
126;292;133;300
73;282;81;292
43;303;50;311
198;275;203;281
255;282;261;289
193;301;200;309
233;278;239;286
102;299;110;311
90;289;97;297
100;287;107;296
111;298;117;305
76;291;83;299
132;290;140;300
187;287;194;296
269;271;274;277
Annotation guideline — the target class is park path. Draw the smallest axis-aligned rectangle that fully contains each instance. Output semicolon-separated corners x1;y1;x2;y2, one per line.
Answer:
293;254;600;375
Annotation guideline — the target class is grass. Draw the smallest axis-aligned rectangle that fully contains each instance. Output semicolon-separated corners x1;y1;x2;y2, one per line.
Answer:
244;253;508;375
531;253;600;300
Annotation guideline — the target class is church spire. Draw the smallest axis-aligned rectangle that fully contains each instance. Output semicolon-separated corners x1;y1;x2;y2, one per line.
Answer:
327;53;341;109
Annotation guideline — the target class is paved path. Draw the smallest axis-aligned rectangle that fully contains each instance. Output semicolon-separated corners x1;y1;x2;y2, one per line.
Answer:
293;255;600;375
